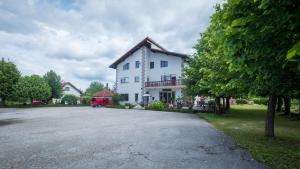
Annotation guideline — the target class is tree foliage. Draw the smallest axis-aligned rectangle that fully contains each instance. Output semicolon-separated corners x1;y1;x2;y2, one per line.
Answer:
14;75;51;102
61;94;78;105
85;81;104;96
184;0;300;137
0;58;21;105
43;70;62;99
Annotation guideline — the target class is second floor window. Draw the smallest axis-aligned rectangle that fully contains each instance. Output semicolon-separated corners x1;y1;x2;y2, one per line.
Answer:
123;63;130;70
64;87;70;91
120;77;129;83
134;76;140;83
135;61;140;68
150;62;154;69
160;61;168;67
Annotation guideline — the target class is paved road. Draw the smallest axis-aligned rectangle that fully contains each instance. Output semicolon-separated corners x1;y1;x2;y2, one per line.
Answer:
0;107;267;169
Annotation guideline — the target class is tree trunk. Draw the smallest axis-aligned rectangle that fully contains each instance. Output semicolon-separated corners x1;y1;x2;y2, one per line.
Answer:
222;97;226;111
283;96;291;116
276;96;282;112
0;97;5;106
215;96;221;114
226;97;230;111
265;95;277;138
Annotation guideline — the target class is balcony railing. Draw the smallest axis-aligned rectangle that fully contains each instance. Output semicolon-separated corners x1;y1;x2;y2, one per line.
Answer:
145;79;183;88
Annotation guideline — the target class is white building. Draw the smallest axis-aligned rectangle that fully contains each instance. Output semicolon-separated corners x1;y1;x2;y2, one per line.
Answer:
109;37;187;105
62;82;82;97
53;82;82;104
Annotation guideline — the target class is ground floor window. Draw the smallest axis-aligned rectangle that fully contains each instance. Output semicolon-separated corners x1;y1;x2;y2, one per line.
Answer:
135;93;138;102
120;94;129;101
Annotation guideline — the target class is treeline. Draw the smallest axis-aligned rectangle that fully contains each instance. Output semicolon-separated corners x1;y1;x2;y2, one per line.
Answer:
184;0;300;137
0;58;63;105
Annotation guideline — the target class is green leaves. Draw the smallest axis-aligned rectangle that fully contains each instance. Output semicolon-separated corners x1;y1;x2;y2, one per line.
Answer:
287;41;300;61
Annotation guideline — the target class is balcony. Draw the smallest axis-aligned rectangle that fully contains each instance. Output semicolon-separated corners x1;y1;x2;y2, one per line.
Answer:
145;79;184;88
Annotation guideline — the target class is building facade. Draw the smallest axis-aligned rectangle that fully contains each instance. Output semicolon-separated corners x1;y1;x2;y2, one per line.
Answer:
109;37;187;105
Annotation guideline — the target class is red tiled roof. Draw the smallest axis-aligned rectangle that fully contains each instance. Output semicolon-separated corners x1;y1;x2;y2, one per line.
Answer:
94;88;113;97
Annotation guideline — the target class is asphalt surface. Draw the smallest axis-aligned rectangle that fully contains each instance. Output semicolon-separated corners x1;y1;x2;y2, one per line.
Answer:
0;107;268;169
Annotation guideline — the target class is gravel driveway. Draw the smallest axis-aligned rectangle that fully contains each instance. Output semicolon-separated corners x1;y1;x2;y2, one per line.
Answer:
0;107;267;169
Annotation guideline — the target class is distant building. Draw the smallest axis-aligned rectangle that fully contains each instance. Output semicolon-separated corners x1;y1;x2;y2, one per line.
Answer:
53;81;83;104
109;37;188;105
62;82;83;97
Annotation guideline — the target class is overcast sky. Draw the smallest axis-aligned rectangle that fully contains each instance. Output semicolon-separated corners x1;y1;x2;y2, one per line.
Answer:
0;0;223;90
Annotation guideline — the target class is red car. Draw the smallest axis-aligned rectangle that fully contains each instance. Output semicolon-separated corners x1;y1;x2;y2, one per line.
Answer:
90;97;112;107
32;100;48;105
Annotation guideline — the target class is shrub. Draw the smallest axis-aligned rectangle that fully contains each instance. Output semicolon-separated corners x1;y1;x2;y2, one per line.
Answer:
252;97;269;105
236;98;248;104
112;93;121;105
124;103;134;109
61;94;78;105
80;95;91;105
147;101;165;110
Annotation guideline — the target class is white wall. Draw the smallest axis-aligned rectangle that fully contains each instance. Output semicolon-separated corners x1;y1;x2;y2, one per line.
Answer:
63;84;81;97
116;48;143;104
115;46;184;104
146;50;183;82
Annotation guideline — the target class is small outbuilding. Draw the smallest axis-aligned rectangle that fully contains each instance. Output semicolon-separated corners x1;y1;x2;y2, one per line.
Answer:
90;88;114;107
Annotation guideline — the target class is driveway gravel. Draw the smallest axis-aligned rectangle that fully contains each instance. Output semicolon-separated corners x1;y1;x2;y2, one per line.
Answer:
0;107;268;169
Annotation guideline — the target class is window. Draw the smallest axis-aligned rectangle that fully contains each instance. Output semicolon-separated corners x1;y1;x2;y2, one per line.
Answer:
160;61;168;67
135;61;140;68
123;63;130;70
134;76;140;83
135;93;139;102
150;62;154;69
64;87;70;91
120;94;129;101
120;77;129;83
161;74;176;81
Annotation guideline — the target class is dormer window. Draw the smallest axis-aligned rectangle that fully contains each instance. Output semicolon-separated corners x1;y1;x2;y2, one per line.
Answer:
123;63;130;70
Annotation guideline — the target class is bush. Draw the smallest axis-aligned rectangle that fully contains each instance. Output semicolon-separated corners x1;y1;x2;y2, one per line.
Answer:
236;98;248;104
252;97;268;105
61;94;78;105
112;93;121;105
124;103;134;109
80;95;91;105
147;101;165;110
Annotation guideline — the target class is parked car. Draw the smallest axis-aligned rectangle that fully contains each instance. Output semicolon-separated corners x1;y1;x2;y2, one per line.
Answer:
90;97;112;107
32;100;48;105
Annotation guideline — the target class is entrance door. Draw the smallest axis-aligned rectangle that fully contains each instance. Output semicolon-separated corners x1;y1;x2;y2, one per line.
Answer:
159;90;175;104
171;76;176;85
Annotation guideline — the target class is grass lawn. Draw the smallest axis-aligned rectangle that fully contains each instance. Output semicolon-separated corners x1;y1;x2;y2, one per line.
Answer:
199;105;300;169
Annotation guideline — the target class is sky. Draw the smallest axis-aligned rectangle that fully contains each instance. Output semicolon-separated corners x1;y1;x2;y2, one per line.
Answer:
0;0;223;91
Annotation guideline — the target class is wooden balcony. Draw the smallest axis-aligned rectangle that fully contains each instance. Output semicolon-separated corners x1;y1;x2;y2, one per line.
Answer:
145;79;184;88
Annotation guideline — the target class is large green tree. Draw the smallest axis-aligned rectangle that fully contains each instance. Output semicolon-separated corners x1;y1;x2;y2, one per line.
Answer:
43;70;62;99
85;81;104;96
0;58;21;105
184;0;300;137
14;75;51;103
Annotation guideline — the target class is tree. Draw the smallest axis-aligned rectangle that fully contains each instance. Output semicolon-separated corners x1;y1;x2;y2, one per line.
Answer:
0;58;21;105
184;0;300;137
61;94;78;105
43;70;62;99
85;81;104;96
14;75;51;103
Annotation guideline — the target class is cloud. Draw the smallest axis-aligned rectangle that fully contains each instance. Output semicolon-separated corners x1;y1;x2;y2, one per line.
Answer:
0;0;223;90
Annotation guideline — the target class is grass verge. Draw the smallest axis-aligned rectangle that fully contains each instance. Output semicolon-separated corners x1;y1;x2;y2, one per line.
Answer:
199;105;300;169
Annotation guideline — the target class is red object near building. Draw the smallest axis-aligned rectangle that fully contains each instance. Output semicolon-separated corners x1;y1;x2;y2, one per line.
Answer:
90;88;113;107
32;100;48;105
